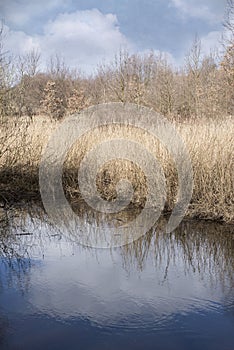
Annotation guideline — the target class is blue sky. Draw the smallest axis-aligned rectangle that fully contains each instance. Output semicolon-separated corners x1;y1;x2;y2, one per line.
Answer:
0;0;227;74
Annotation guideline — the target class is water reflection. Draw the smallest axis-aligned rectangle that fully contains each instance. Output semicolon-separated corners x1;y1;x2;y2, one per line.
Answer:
0;204;233;350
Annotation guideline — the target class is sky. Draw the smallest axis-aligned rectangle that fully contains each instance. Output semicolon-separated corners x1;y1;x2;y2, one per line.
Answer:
0;0;228;75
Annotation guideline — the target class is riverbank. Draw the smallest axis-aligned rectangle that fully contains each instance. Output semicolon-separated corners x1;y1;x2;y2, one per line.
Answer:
0;114;233;223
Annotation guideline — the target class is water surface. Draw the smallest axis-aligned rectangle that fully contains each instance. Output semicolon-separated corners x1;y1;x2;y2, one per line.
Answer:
0;206;233;350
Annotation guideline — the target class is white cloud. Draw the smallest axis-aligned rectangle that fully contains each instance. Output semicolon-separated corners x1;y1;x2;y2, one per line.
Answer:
1;4;225;74
4;27;40;54
3;9;132;74
176;31;223;68
138;49;177;68
170;0;226;23
0;0;66;26
200;30;223;57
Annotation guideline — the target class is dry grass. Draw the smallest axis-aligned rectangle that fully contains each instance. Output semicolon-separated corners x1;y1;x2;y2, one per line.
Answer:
0;114;233;223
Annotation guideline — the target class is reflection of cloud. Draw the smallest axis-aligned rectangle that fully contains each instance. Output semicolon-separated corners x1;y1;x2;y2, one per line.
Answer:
2;211;233;330
3;9;132;74
26;235;225;328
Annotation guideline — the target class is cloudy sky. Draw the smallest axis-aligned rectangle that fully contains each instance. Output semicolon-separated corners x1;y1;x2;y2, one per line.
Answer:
0;0;227;74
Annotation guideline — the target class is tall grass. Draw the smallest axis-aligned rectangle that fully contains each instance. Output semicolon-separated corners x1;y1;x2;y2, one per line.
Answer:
0;114;233;223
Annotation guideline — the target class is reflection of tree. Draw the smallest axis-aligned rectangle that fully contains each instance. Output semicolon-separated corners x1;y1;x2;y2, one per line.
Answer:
0;208;24;260
0;203;233;291
0;208;29;348
0;207;33;291
174;221;234;279
39;201;234;289
120;218;234;288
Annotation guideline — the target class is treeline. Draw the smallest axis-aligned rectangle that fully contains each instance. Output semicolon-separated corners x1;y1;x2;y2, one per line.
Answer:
0;8;233;120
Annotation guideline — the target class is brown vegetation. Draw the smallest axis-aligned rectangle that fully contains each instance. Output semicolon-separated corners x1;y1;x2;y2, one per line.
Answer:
0;3;233;223
0;114;233;223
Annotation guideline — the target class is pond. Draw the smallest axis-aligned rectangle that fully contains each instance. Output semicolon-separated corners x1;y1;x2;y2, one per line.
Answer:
0;204;233;350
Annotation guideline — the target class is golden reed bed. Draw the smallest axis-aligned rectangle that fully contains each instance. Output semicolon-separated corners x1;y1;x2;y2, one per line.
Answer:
0;113;233;223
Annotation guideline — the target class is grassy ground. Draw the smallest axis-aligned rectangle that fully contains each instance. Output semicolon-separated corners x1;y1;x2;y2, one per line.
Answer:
0;113;233;223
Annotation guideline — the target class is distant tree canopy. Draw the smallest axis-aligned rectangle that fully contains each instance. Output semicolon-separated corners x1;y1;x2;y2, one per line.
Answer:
0;2;233;120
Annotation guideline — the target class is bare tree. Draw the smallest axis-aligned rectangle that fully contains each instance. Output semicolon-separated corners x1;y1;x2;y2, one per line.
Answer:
184;36;204;117
47;53;70;80
0;22;15;117
224;0;234;40
11;50;41;116
220;1;234;114
16;49;41;78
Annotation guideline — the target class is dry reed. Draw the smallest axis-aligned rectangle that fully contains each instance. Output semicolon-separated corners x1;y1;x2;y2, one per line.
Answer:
0;114;233;223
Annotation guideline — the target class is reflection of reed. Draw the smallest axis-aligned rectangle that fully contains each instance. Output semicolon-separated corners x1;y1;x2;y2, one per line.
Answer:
173;220;234;286
0;203;233;289
0;203;56;288
0;208;25;260
0;223;26;300
120;218;234;287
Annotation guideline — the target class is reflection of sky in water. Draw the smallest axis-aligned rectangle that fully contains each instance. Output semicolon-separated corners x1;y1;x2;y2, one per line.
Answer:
0;210;233;349
24;242;227;326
